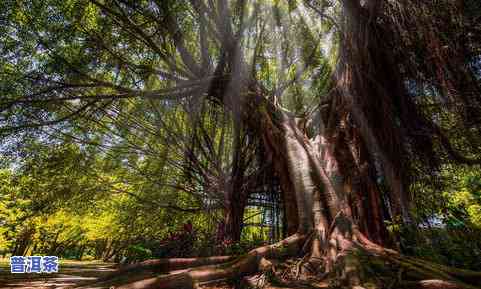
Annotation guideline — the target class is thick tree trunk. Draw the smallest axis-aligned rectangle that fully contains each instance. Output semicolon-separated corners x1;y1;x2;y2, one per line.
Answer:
337;0;415;224
84;1;481;287
268;139;299;236
106;97;481;288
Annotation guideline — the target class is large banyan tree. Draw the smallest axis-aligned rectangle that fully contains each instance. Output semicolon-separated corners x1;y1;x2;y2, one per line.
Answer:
1;0;481;288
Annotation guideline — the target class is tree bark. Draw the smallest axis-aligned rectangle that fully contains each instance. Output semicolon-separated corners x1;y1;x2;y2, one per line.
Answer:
83;1;481;288
223;191;246;243
108;95;481;288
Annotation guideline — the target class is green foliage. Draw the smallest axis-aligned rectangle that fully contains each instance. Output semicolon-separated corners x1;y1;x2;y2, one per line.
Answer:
0;140;201;259
125;245;152;263
402;166;481;270
445;170;481;228
0;0;479;275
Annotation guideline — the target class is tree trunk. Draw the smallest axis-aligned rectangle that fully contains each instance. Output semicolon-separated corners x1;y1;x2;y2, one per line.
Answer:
12;227;34;256
77;245;85;260
86;0;481;287
223;190;246;243
108;93;481;288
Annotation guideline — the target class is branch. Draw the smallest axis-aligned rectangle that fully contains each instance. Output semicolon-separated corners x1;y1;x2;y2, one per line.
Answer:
1;100;97;133
432;123;481;165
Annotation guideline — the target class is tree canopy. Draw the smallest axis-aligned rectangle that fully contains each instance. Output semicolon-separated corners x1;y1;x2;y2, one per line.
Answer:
1;0;481;288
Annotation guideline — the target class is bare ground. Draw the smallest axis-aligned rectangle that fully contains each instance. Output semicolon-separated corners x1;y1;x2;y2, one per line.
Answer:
0;258;329;289
0;259;116;289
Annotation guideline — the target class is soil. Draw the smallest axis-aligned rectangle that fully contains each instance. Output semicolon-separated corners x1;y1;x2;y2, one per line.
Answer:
0;260;116;289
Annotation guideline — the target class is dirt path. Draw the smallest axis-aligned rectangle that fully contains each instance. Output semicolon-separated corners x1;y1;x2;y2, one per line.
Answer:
0;260;117;289
0;260;328;288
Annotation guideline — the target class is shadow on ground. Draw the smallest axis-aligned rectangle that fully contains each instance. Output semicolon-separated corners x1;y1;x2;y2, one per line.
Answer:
0;260;116;289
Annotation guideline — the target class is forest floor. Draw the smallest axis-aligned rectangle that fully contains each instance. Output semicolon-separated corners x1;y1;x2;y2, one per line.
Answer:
0;258;329;288
0;258;235;289
0;259;116;289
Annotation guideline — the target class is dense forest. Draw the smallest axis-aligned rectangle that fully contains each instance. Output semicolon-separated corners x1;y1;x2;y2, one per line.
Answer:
1;0;481;288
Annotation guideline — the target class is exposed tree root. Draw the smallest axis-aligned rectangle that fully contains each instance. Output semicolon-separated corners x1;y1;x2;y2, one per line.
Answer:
114;234;305;289
98;256;235;281
402;280;476;289
325;248;481;289
78;215;481;289
77;230;481;289
255;214;481;289
324;232;481;289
